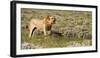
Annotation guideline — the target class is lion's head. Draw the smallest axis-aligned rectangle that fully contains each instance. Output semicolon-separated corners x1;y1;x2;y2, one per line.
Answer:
44;15;56;25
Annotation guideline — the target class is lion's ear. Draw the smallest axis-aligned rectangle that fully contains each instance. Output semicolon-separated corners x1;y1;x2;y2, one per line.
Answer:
46;15;50;20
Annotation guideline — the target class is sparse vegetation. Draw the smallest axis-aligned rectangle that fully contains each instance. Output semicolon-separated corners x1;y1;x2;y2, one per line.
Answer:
21;8;92;49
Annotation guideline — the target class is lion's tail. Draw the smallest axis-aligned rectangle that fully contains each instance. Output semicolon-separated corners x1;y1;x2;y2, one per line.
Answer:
26;25;29;31
26;25;28;29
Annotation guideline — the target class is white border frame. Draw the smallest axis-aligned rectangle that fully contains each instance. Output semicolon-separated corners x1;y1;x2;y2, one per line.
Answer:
16;3;96;55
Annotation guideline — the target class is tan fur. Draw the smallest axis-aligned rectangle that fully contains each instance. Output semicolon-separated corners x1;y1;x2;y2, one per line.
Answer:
28;16;56;38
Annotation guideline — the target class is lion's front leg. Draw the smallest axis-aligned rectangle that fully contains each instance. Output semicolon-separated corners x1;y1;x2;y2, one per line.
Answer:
43;25;47;35
43;28;47;35
47;31;51;35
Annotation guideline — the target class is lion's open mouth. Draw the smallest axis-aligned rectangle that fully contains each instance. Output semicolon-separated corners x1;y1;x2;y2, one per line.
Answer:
53;19;56;24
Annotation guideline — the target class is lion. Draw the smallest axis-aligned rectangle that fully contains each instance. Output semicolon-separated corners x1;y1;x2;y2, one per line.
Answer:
27;16;56;38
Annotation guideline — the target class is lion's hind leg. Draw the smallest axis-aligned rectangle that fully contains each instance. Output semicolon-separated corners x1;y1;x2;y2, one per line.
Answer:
29;27;37;38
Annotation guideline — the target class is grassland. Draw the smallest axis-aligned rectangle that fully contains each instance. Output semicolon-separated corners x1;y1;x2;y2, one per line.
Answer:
21;8;92;49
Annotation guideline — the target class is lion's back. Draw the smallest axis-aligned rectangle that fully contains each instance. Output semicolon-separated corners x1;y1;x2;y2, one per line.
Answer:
29;19;44;30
